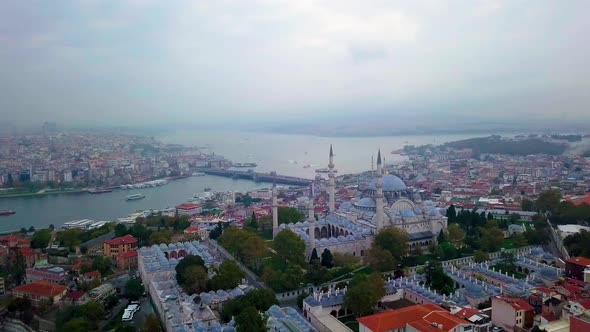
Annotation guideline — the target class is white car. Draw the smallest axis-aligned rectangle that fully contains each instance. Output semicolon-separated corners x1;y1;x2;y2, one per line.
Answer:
127;304;140;312
122;311;134;322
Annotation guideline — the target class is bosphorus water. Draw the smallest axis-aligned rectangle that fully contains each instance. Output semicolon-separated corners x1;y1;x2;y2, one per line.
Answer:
0;131;488;232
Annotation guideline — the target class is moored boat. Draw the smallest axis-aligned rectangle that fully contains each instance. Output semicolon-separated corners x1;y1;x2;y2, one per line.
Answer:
88;188;113;194
126;194;146;201
0;210;16;216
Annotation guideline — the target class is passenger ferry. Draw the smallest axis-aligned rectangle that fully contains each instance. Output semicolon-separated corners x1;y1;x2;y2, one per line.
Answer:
315;168;338;174
233;162;257;168
126;194;146;201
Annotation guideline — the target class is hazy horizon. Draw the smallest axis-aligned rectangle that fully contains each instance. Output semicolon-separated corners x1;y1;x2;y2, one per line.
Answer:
1;1;589;131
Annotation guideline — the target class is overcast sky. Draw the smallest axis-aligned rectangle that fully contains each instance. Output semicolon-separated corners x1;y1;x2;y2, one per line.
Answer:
0;0;589;128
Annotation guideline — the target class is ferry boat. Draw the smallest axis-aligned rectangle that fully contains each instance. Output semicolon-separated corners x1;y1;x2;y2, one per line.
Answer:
204;187;212;192
0;210;16;216
315;168;338;174
192;172;206;176
126;194;146;201
233;162;258;168
88;188;113;194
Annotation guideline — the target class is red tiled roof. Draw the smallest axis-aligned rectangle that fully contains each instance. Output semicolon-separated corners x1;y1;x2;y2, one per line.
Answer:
494;296;534;311
184;226;200;233
104;234;137;246
566;257;590;267
14;281;67;298
176;203;200;210
118;250;138;259
357;304;469;332
571;195;590;206
541;311;558;322
66;290;87;300
454;308;482;320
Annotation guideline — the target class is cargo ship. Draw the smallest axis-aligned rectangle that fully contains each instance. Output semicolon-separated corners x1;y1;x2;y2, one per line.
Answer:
315;168;337;174
0;210;16;216
126;194;146;201
87;188;113;194
232;162;258;168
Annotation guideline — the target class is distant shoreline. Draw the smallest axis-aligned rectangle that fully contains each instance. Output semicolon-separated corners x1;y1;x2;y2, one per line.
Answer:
0;189;87;199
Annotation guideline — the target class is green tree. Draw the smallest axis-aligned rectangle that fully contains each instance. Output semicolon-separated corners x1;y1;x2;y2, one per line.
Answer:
236;306;266;332
446;205;457;222
210;260;244;291
321;249;334;268
521;198;534;212
175;255;206;286
473;250;489;263
125;279;145;300
425;261;454;295
78;301;105;326
447;224;465;247
512;232;528;247
367;245;395;272
487;212;494;220
509;213;521;223
241;235;267;270
278;207;305;224
221;289;278;322
480;221;504;252
245;212;258;230
182;265;209;294
273;230;306;266
114;224;128;237
535;189;561;213
309;248;319;264
49;224;55;231
62;318;90;332
31;229;52;249
92;256;112;275
333;252;360;267
144;313;161;332
374;228;409;260
114;325;136;332
344;273;384;316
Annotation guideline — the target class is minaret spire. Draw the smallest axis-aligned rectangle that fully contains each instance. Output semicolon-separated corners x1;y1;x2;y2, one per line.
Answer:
308;184;316;252
272;183;279;238
328;145;336;212
375;149;384;231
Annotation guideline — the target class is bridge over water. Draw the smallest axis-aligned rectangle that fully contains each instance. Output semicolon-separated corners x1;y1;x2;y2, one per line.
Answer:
200;168;313;186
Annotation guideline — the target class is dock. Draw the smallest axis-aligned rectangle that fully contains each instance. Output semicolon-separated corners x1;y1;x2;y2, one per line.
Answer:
200;169;313;186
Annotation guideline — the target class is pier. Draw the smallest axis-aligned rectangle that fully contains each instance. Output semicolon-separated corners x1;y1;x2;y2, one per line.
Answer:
200;169;313;186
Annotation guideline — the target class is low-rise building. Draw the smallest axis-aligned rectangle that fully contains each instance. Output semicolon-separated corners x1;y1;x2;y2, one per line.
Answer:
103;234;138;259
565;257;590;281
175;203;201;216
491;296;535;332
65;290;90;306
13;280;67;307
184;225;209;240
25;265;67;284
357;303;473;332
88;283;116;303
116;250;138;270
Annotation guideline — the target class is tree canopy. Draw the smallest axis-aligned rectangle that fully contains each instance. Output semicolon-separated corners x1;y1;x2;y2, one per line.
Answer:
125;278;145;300
31;229;52;249
273;230;306;266
209;260;244;291
175;255;206;286
235;306;266;332
344;273;384;316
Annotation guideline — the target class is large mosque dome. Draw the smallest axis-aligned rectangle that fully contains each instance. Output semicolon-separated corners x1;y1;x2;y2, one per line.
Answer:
368;174;407;192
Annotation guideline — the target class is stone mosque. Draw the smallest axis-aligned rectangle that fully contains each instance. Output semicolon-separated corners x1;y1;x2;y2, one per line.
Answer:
272;146;448;260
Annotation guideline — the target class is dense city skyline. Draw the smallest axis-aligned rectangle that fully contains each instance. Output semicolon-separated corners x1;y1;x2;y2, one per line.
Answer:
1;1;590;131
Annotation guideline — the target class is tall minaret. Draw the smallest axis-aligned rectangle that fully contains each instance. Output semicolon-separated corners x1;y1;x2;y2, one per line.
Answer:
272;184;279;238
308;185;316;250
328;145;336;212
375;149;384;231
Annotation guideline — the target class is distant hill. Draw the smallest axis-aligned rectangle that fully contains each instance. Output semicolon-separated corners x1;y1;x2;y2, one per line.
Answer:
444;135;567;156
